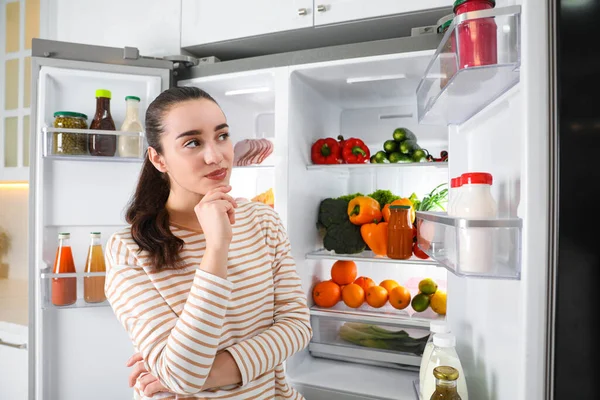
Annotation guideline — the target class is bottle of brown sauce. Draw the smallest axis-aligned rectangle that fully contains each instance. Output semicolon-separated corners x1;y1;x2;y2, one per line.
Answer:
89;89;116;156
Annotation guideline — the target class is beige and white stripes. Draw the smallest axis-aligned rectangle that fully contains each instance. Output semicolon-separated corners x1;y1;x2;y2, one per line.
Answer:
105;202;312;399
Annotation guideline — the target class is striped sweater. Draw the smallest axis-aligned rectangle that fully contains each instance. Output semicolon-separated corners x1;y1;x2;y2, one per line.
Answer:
105;202;312;399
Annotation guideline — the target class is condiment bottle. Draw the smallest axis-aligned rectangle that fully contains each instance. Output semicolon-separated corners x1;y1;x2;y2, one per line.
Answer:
387;205;413;260
430;366;462;400
422;333;468;400
420;321;451;396
84;232;107;303
453;0;497;69
89;89;117;156
51;233;77;307
118;96;144;158
454;172;497;274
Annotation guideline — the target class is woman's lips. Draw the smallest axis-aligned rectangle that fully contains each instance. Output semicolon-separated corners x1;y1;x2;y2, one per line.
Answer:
206;168;228;180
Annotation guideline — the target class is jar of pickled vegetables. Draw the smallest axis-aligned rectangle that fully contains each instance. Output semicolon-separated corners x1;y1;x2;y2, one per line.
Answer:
53;111;88;155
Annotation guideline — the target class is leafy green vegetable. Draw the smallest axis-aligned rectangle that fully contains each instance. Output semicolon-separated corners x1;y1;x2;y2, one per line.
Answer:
323;220;366;254
339;323;429;355
368;189;400;206
415;183;448;212
335;193;364;202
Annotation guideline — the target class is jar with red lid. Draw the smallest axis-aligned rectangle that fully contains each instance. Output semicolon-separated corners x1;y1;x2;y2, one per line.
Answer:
453;0;498;69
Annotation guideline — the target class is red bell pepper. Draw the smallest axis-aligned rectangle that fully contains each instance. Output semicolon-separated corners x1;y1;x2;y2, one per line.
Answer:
311;138;341;164
341;138;370;164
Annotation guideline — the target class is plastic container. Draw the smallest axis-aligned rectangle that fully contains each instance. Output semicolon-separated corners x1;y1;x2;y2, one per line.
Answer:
118;96;144;158
419;321;451;395
84;232;107;304
422;333;468;400
438;14;457;89
89;89;117;157
453;0;498;69
454;172;497;273
51;233;77;307
52;111;88;155
387;205;413;260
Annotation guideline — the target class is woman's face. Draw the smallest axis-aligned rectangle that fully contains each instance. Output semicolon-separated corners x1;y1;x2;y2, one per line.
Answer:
149;98;233;196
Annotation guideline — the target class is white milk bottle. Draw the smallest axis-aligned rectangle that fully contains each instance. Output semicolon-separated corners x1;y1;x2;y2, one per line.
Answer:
419;320;450;397
454;172;497;274
118;96;143;158
422;333;468;400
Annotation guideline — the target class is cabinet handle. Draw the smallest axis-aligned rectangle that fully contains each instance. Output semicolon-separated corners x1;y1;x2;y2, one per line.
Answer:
317;4;327;12
298;8;308;16
0;338;27;350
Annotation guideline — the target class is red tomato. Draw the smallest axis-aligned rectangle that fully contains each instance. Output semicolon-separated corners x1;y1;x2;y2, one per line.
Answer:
413;242;429;259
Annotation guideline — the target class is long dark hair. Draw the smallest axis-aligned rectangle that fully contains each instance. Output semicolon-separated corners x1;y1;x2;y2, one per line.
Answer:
126;86;218;271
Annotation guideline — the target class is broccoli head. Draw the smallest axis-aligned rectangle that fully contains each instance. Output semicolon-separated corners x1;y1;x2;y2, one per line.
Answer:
318;198;350;228
323;220;366;254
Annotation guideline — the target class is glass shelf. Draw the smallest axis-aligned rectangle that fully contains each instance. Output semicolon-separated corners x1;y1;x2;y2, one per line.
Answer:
416;6;522;125
306;249;439;267
40;268;109;309
416;211;522;280
42;127;145;162
306;162;448;171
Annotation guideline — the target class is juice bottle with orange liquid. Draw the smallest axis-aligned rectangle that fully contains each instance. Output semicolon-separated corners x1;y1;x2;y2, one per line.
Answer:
84;232;107;303
52;233;77;306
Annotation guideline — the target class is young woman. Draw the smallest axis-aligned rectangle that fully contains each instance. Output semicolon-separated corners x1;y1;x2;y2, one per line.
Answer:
105;87;312;399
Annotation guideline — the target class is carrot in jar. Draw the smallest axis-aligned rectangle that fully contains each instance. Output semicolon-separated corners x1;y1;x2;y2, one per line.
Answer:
387;205;414;260
52;233;77;306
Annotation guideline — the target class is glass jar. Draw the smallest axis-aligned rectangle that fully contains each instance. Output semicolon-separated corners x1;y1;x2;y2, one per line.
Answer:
387;205;413;260
52;111;88;155
89;89;117;157
453;0;498;69
430;366;462;400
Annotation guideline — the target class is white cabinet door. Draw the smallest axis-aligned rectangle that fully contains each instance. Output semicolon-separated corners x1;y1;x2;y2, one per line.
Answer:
0;333;28;399
314;0;450;26
181;0;314;47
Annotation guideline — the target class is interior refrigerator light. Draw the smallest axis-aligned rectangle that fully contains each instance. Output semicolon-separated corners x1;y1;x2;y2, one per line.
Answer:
346;74;407;84
224;87;271;96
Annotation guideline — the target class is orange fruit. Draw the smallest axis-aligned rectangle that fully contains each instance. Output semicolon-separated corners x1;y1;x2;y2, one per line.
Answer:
366;286;389;308
388;286;412;310
312;281;341;308
342;284;365;308
354;276;376;295
331;260;358;286
380;279;400;294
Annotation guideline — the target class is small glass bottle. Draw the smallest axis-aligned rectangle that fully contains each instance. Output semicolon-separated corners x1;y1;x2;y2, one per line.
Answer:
430;366;462;400
89;89;117;156
422;333;468;400
420;321;451;396
118;96;144;158
52;233;77;307
387;205;413;259
84;232;107;303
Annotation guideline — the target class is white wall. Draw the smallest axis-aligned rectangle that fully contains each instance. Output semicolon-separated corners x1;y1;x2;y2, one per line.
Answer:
46;0;182;57
0;186;29;281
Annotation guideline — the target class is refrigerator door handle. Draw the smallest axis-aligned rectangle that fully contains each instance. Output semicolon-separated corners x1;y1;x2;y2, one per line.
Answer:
0;338;27;350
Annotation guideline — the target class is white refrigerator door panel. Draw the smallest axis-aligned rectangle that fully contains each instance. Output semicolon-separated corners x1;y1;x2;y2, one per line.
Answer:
30;42;171;400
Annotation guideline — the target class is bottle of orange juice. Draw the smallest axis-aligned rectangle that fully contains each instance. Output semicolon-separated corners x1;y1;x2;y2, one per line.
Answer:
52;233;77;306
84;232;106;303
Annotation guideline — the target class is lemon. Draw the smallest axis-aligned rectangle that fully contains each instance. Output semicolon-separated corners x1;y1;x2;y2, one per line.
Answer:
411;293;430;312
418;278;438;295
430;290;447;315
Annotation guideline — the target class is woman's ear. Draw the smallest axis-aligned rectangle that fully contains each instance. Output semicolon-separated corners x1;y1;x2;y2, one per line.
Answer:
148;147;168;173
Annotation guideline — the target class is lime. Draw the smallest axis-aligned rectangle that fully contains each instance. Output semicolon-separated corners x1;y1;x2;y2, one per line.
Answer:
430;290;447;315
375;151;388;163
418;278;438;295
383;140;398;153
411;293;430;312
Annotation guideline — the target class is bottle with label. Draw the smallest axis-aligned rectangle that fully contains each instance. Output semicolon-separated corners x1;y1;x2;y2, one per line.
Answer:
387;205;413;260
454;172;497;274
118;96;144;158
84;232;107;303
422;333;468;400
430;366;462;400
51;233;77;307
420;321;451;396
89;89;117;156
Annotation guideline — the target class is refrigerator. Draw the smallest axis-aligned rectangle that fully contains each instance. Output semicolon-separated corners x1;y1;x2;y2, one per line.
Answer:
26;0;553;399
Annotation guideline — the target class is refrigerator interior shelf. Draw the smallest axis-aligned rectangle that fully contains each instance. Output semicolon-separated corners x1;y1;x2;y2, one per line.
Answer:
416;211;522;280
306;249;439;267
413;379;421;400
40;268;109;309
306;162;448;171
416;5;522;125
42;127;146;162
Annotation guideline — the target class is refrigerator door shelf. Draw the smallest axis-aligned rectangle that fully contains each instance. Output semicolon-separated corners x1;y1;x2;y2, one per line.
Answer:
42;127;146;162
416;211;522;279
416;5;522;126
306;249;440;267
39;268;109;310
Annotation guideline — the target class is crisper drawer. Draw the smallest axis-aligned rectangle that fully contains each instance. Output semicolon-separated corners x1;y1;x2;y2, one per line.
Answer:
309;307;431;371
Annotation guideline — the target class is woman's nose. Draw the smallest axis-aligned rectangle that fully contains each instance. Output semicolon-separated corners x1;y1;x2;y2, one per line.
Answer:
203;141;224;165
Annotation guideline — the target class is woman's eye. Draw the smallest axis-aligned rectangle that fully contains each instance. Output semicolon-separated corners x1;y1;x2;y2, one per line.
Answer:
218;132;230;141
184;139;200;148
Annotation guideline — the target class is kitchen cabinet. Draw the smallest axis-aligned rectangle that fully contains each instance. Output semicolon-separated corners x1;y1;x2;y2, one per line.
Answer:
313;0;450;26
181;0;314;48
